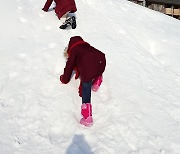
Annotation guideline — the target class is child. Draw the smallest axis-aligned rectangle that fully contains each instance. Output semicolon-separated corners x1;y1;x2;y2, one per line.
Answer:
42;0;77;29
60;36;106;127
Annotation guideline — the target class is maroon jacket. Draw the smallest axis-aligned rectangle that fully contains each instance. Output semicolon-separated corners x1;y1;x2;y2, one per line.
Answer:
61;36;106;83
42;0;77;19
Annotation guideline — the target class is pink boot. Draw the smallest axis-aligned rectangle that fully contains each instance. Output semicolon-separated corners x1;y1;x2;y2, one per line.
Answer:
92;75;103;92
80;103;93;127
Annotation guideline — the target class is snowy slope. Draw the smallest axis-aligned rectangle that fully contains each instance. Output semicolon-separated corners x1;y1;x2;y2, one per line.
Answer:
0;0;180;153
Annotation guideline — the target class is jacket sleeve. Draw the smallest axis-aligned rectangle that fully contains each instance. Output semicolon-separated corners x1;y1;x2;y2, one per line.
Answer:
62;51;76;84
42;0;53;11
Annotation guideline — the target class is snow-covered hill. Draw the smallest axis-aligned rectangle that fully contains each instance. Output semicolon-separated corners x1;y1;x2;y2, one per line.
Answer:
0;0;180;153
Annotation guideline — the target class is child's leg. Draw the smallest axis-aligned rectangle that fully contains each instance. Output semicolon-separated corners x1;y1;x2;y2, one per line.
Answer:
67;12;76;18
82;81;92;104
80;81;93;127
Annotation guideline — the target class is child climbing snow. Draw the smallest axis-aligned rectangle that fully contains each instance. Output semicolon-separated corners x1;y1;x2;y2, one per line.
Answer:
60;36;106;127
42;0;77;29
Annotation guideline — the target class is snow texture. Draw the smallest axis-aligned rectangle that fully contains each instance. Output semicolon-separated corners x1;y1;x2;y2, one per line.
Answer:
0;0;180;153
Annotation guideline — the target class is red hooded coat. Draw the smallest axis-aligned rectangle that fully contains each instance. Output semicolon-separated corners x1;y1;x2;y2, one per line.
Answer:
61;36;106;83
42;0;77;19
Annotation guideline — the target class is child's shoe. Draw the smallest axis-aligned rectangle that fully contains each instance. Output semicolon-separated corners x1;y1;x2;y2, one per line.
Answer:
92;75;103;92
59;16;76;29
80;103;93;127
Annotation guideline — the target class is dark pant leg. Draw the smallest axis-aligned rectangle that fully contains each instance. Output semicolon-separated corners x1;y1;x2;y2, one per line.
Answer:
82;81;92;104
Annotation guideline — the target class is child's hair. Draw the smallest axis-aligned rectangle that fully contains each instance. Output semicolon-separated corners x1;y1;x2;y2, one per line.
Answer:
63;46;68;58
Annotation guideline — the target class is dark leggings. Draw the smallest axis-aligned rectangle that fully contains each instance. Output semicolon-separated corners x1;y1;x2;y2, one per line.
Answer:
82;81;92;104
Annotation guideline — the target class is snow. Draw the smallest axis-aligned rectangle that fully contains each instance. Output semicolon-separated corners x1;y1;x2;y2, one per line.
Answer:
0;0;180;153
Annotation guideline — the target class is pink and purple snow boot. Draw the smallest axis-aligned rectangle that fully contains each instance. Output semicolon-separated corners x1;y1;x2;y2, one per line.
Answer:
92;75;103;92
80;103;93;127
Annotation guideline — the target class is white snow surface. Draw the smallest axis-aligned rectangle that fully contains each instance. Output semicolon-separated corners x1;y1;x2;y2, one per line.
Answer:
1;0;180;153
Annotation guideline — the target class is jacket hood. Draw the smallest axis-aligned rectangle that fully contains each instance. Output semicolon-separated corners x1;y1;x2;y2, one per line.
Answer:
67;36;85;55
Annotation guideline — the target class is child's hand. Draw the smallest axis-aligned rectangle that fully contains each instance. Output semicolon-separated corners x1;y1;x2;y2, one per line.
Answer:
42;8;48;12
60;75;65;83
